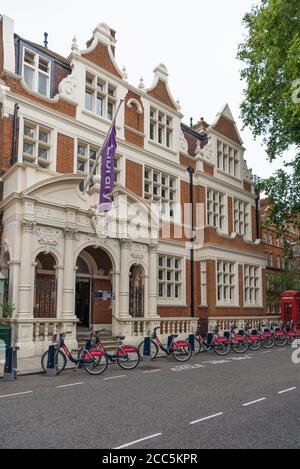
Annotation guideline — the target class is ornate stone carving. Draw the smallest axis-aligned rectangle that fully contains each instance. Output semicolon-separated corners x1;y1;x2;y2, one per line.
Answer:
195;137;213;161
64;228;78;240
120;239;132;250
130;243;147;260
179;128;188;153
21;221;35;233
242;159;253;181
37;227;60;246
149;243;158;254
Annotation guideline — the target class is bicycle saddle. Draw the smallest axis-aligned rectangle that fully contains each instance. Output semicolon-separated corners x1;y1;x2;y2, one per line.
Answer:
116;336;125;340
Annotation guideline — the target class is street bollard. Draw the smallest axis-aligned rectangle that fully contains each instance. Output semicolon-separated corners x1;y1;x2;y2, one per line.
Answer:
3;346;19;381
188;334;195;352
46;345;57;377
167;335;174;353
143;337;152;363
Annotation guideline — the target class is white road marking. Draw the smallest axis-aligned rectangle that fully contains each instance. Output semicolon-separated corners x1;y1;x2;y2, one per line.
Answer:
104;375;126;381
142;369;161;374
190;412;223;425
262;351;272;354
243;397;266;407
0;391;33;399
278;387;296;395
57;382;83;389
114;433;162;449
277;349;286;352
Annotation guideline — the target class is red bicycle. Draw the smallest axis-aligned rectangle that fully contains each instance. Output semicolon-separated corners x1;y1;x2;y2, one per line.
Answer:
41;331;106;375
87;330;140;371
193;327;231;356
138;327;192;362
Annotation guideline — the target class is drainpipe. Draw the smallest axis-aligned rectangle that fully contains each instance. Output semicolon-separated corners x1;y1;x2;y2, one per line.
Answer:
255;189;260;241
187;166;195;318
11;103;19;166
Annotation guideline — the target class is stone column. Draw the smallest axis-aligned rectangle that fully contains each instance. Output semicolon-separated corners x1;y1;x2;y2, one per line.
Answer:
16;221;35;357
119;239;131;319
62;228;77;320
18;221;35;318
55;265;64;319
148;243;159;319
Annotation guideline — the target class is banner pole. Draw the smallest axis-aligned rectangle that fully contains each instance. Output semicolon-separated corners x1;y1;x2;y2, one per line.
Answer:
83;99;124;193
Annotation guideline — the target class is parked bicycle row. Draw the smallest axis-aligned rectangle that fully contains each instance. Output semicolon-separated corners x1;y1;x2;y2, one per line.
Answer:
40;321;300;376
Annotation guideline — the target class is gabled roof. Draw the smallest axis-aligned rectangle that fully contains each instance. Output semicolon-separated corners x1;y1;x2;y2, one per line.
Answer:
212;103;243;146
146;64;178;111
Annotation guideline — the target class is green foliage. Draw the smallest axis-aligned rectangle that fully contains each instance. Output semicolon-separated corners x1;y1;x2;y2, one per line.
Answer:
0;300;15;319
267;269;300;307
238;0;300;247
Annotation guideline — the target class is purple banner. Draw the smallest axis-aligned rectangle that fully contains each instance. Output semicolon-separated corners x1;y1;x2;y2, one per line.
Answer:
99;125;117;213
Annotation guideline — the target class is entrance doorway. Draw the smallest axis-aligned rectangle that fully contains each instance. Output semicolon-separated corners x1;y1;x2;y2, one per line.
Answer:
75;279;90;327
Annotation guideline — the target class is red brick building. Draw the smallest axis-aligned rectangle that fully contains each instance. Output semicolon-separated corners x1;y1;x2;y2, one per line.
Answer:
0;16;273;357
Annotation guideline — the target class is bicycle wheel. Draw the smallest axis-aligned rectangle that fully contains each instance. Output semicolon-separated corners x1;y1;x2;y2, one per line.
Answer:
193;338;203;354
249;340;261;351
275;335;287;347
117;349;140;370
138;340;159;360
214;342;231;356
261;337;275;349
80;348;108;376
231;339;249;354
41;350;67;375
172;343;192;362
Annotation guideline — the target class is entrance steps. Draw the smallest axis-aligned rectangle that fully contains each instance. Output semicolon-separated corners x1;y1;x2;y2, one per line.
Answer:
74;327;119;354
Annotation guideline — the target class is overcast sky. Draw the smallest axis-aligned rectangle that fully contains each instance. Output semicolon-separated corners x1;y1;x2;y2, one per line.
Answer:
1;0;287;179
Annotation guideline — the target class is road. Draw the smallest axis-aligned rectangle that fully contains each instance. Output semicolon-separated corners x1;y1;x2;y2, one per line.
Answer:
0;346;299;449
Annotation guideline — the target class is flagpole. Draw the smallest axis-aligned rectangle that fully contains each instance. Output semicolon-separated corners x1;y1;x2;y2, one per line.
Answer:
83;99;124;192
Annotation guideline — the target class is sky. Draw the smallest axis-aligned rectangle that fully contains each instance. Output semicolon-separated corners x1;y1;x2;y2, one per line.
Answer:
0;0;288;179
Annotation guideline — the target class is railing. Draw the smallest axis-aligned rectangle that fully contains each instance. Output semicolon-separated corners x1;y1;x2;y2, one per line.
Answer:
127;318;199;337
209;316;281;332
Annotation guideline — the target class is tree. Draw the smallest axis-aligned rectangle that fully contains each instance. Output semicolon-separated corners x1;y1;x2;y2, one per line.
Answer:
238;0;300;249
267;266;300;311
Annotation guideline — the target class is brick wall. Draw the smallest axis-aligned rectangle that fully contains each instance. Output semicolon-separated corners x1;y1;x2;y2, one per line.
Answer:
4;74;77;117
56;133;74;174
54;63;70;96
126;159;143;196
147;79;177;110
82;43;122;78
0;19;3;75
213;116;241;145
204;226;265;255
0;114;13;175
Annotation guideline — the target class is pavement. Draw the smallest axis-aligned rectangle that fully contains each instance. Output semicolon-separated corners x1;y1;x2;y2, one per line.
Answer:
0;346;299;449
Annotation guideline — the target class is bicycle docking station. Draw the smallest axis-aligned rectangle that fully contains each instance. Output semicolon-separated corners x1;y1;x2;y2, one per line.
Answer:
3;346;19;381
143;337;152;362
46;345;57;377
188;334;195;352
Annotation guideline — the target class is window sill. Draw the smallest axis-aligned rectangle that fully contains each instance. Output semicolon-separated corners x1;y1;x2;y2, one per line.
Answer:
81;109;121;130
148;140;177;156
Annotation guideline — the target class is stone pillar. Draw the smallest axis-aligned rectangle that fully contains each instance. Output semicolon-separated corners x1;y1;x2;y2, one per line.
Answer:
148;243;159;319
15;221;35;357
55;265;64;319
119;239;131;319
62;228;77;320
18;221;35;318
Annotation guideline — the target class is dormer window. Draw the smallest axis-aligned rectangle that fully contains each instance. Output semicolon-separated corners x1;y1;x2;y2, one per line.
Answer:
23;49;51;97
217;140;240;177
149;107;173;148
85;72;117;121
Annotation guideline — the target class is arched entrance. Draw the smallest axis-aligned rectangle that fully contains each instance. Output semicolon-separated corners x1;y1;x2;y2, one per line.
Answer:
129;264;145;318
75;247;113;329
34;252;57;318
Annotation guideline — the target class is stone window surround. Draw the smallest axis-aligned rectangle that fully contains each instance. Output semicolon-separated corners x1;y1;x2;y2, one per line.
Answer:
233;198;250;237
84;70;117;121
244;264;262;307
216;259;238;306
157;254;185;305
21;118;53;170
22;47;51;98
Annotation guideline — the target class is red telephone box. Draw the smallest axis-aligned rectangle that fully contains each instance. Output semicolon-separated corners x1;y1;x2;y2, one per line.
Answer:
280;291;300;323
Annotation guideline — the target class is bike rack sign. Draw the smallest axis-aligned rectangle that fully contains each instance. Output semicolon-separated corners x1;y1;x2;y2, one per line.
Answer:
93;291;114;301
